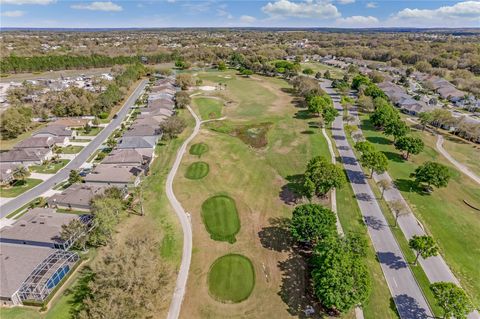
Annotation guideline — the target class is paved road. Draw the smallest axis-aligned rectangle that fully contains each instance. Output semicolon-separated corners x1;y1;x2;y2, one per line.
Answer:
321;80;433;319
436;135;480;185
349;104;480;318
0;80;148;218
166;105;199;319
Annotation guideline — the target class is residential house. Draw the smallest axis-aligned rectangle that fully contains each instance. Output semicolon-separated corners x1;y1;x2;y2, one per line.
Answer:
117;136;158;150
47;184;105;211
0;163;18;185
83;164;145;188
0;148;53;166
50;117;91;128
102;149;150;166
14;136;55;149
33;125;75;142
123;123;161;137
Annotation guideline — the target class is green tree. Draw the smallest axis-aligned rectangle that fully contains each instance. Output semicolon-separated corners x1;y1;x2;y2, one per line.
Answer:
384;119;410;142
370;98;399;129
324;70;331;80
88;196;125;246
304;156;345;199
176;73;194;90
351;74;370;90
0;106;32;138
217;61;227;71
394;135;424;160
418;112;433;131
160;116;187;139
290;204;337;244
408;235;439;266
60;219;88;251
311;235;371;313
355;141;388;178
68;169;82;184
306;94;337;126
106;137;117;149
302;68;314;75
13;165;30;183
430;282;474;319
174;91;191;109
240;68;253;77
411;161;451;192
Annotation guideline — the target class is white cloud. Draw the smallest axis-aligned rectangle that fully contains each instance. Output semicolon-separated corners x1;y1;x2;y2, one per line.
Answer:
217;8;233;19
166;0;176;3
336;15;379;27
262;0;340;19
0;0;54;4
337;0;355;4
240;15;256;23
71;1;123;12
366;2;377;8
389;1;480;26
1;10;25;17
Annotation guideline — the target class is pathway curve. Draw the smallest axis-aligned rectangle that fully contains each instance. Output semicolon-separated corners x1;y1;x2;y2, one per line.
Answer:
345;89;480;319
436;134;480;185
165;105;200;319
321;80;433;319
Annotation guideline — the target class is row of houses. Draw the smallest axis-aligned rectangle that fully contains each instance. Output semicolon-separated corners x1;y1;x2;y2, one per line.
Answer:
0;118;91;185
50;77;176;211
0;76;177;307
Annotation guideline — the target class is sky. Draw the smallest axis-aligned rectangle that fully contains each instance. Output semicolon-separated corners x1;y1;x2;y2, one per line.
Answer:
0;0;479;28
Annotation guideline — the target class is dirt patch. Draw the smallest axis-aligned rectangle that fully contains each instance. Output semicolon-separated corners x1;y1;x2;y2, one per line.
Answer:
207;121;273;149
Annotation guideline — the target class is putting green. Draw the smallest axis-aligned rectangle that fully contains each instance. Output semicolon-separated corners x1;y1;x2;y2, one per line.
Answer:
185;161;209;179
189;143;209;156
208;254;255;303
201;195;240;243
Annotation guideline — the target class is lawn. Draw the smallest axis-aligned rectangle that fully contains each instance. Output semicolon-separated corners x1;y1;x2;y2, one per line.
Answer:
193;97;223;120
300;62;344;79
185;161;209;179
208;254;255;303
201;195;240;243
77;127;102;136
0;178;43;197
360;115;480;307
30;159;69;174
60;145;84;154
189;142;209;156
175;72;393;318
441;134;480;177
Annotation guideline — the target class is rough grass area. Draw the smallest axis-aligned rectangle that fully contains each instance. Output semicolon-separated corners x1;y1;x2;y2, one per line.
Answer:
193;97;223;120
189;143;209;156
208;254;255;303
185;161;209;180
30;159;69;174
201;195;240;243
207;121;272;148
1;178;43;197
361;115;480;306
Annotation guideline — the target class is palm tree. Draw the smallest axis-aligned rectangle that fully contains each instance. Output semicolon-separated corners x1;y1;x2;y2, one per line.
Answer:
13;165;30;185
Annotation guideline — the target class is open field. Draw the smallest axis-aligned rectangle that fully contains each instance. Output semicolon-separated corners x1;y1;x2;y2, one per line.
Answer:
30;159;69;174
208;254;255;303
300;62;344;79
185;161;210;180
360;115;480;306
175;71;392;318
441;133;480;177
1;178;43;197
193;97;223;120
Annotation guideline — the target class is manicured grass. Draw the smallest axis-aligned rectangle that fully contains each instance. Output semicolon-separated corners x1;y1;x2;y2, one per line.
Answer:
442;135;480;177
189;143;209;156
70;138;91;143
0;178;43;197
60;145;84;154
360;115;480;306
193;97;223;120
208;254;255;303
201;195;240;243
30;159;69;174
185;161;209;179
77;127;102;136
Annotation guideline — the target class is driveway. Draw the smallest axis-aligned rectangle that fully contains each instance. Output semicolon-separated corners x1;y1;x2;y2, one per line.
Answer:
0;80;148;218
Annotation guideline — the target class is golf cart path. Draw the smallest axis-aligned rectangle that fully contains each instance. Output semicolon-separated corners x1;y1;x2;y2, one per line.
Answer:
436;135;480;185
165;105;199;319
